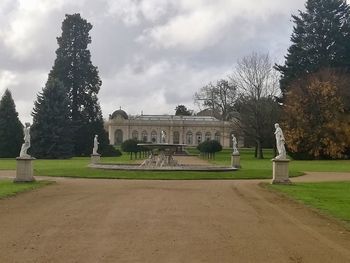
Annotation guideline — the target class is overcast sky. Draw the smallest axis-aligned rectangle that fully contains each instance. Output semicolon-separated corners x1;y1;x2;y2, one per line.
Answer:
0;0;306;123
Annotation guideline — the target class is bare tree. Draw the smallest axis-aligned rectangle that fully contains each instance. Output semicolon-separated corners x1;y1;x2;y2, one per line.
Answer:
231;52;280;159
194;79;238;121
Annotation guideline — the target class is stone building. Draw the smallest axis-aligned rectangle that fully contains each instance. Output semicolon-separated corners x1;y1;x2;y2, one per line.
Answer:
108;109;243;148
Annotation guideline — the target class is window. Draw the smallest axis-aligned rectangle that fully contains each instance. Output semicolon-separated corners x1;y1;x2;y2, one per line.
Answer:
214;132;220;142
196;132;202;145
141;131;148;142
186;131;193;145
205;132;211;141
173;131;180;144
151;131;157;143
132;130;138;140
114;129;123;145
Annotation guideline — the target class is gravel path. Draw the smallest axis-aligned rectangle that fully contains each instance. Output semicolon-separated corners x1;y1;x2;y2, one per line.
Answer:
0;170;350;262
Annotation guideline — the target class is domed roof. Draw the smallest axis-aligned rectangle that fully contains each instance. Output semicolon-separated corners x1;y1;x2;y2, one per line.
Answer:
111;109;128;119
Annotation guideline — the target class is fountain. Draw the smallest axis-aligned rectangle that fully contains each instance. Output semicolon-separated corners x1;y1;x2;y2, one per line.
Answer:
138;143;185;168
89;138;237;172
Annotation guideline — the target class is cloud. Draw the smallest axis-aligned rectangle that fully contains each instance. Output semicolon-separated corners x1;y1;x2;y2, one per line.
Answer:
0;0;66;59
99;58;231;116
138;0;305;51
0;0;307;123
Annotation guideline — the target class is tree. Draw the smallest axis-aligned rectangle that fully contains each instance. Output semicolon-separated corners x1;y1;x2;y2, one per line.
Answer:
197;140;222;159
194;79;238;121
282;69;350;159
231;52;280;159
275;0;350;99
48;13;109;155
31;78;73;159
121;139;140;160
0;89;23;157
175;105;192;116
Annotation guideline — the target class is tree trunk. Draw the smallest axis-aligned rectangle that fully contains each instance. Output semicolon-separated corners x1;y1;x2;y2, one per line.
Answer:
254;144;258;158
257;140;264;159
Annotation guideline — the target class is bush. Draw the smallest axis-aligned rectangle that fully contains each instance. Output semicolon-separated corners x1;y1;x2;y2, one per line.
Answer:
100;145;122;157
197;140;222;159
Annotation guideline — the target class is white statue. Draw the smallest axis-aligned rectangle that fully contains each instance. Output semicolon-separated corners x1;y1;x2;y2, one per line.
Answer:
19;123;31;158
232;134;239;154
274;123;286;159
93;135;99;155
161;130;166;143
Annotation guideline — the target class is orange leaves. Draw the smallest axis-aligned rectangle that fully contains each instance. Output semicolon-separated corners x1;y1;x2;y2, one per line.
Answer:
283;69;350;159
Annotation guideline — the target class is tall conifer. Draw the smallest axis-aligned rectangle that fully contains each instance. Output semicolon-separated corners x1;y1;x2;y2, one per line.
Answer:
31;78;73;158
275;0;350;98
0;89;23;157
49;13;109;155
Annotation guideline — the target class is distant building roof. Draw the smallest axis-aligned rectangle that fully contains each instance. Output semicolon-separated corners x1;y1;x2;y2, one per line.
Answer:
131;115;221;122
110;109;128;119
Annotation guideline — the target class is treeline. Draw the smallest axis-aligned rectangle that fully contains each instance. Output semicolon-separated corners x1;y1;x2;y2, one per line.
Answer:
0;14;118;159
193;0;350;160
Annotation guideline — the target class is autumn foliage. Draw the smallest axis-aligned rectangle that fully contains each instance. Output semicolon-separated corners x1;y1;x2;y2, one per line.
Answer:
283;70;350;159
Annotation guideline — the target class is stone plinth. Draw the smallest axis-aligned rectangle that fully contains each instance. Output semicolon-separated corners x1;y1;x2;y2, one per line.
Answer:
231;153;241;168
91;154;101;164
272;159;291;184
15;157;35;183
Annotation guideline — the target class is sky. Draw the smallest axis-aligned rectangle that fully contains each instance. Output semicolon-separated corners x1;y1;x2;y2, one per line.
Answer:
0;0;306;123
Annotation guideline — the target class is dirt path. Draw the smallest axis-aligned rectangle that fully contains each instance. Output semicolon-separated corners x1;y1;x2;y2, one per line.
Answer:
0;171;350;262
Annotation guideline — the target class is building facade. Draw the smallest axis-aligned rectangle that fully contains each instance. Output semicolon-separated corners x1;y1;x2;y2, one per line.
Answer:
108;109;242;148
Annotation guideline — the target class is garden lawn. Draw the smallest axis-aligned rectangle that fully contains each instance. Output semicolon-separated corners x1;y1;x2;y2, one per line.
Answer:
0;148;349;179
0;180;52;199
270;182;350;224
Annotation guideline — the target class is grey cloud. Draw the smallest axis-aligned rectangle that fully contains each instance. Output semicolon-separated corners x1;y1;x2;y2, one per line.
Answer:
0;0;306;123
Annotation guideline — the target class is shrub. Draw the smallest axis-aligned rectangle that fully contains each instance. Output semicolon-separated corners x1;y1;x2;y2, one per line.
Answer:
197;140;223;159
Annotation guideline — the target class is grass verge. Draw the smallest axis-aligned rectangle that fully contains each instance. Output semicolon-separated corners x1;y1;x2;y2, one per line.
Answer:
0;148;348;180
0;180;53;199
269;182;350;224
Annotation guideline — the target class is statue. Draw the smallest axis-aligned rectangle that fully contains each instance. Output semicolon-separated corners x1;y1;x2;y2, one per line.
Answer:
161;130;166;143
19;123;31;158
93;135;99;155
232;134;239;154
274;123;286;159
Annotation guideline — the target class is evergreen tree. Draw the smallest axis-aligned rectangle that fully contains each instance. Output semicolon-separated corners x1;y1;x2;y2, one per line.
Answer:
175;105;192;116
31;78;73;159
48;13;109;155
0;89;23;157
275;0;350;98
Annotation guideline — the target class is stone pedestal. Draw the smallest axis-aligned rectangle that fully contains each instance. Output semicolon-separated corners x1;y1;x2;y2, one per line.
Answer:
15;157;35;183
91;154;101;164
231;153;241;168
272;159;291;184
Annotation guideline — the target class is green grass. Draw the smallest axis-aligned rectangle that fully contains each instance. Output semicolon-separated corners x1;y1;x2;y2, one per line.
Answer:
270;182;350;224
190;147;350;178
0;180;53;199
0;148;349;180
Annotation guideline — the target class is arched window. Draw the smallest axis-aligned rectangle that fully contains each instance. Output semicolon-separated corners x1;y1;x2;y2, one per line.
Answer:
205;132;211;141
196;132;202;145
214;132;220;142
151;131;157;143
132;130;138;140
186;131;193;145
173;131;180;144
114;129;123;145
141;131;148;142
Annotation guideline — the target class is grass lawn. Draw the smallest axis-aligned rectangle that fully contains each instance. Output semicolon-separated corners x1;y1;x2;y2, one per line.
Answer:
0;148;348;180
270;182;350;224
0;180;53;199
